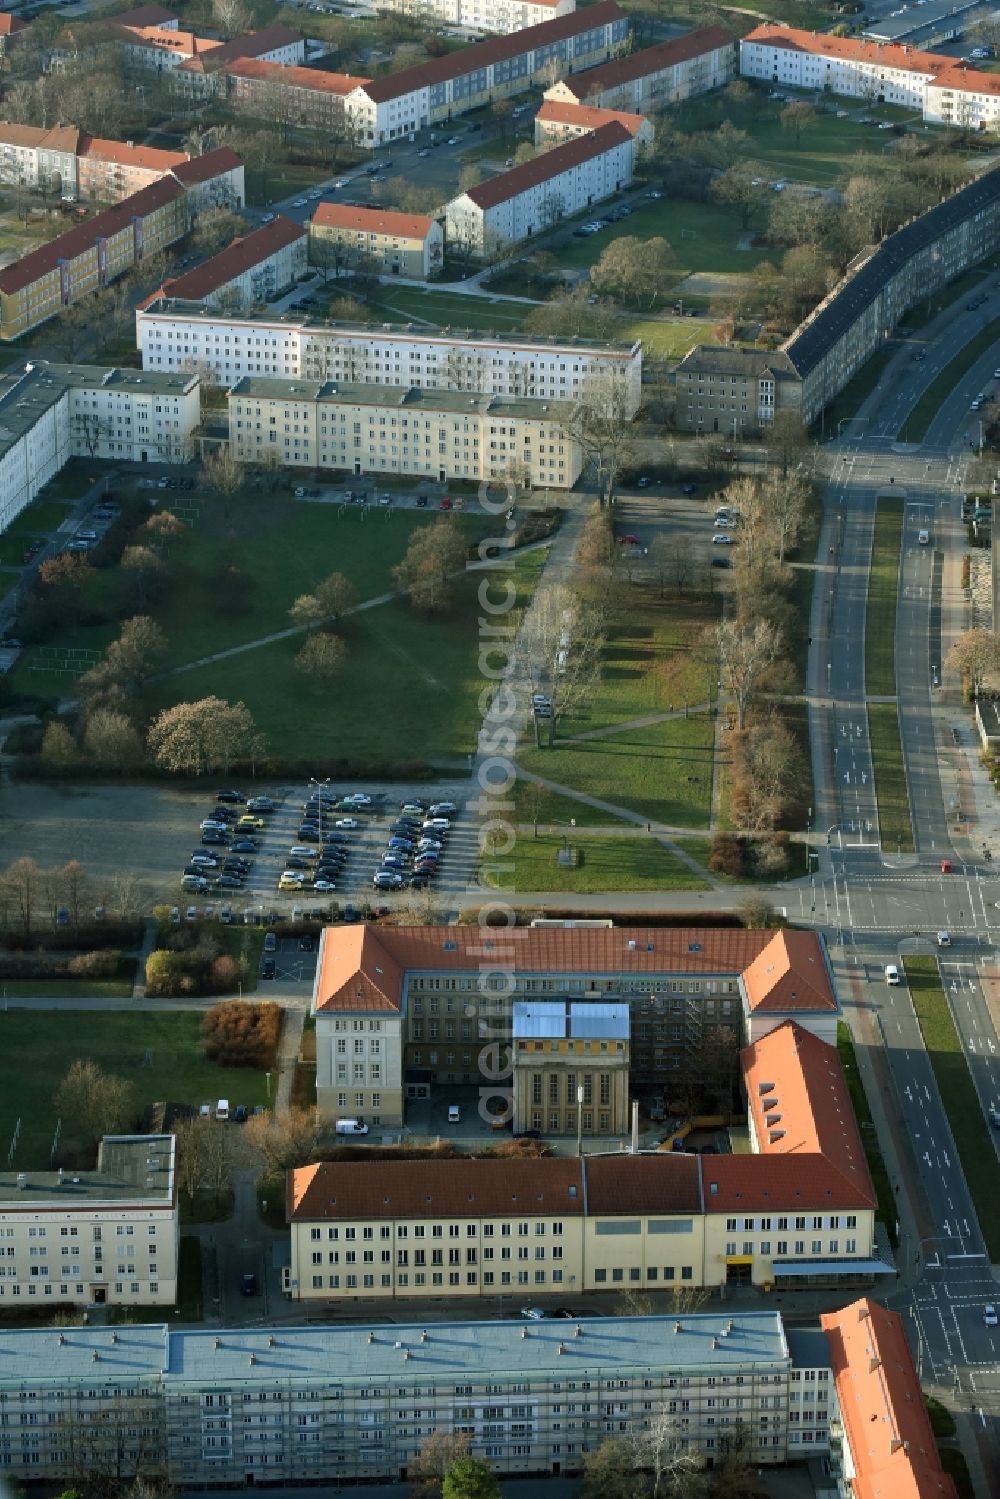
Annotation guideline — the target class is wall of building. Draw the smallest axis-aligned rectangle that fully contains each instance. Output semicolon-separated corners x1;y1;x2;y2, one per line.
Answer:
315;1011;403;1128
308;218;443;280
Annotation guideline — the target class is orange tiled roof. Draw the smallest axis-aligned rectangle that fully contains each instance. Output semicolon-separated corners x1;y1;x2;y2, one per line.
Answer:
170;146;242;185
820;1300;958;1499
226;57;367;95
536;99;649;137
0;122;80;153
118;24;217;55
743;23;949;78
742;930;837;1013
159;214;304;301
312;202;437;240
929;62;1000;96
312;924;836;1016
289;1156;587;1221
466;121;632;210
79;134;188;172
559;25;734;100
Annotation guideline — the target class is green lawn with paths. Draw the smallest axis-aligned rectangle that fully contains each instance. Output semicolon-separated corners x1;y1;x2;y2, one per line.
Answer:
868;702;914;853
483;832;708;893
900;314;1000;442
902;957;1000;1261
865;498;903;698
0;1011;275;1167
512;778;630;829
553;200;769;279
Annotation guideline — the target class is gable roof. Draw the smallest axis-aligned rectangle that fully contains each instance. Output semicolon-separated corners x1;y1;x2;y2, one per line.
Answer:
0;122;80;154
738;1020;875;1207
158;215;304;301
742;23;948;79
312;202;437;240
0;175;183;296
289;1156;587;1221
559;25;734;99
536;99;649;138
113;4;177;25
169;146;242;185
191;21;301;69
464;120;631;211
360;0;625;104
929;62;1000;96
585;1154;702;1215
742;930;837;1013
820;1300;958;1499
226;57;368;95
79;134;187;172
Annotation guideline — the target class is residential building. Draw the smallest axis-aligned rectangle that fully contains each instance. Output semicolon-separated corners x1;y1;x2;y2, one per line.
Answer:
0;1134;177;1309
113;4;178;27
445;120;633;256
0;123;192;202
168;147;245;211
544;25;736;111
309;924;840;1131
740;23;1000;129
0;15;31;57
289;1015;883;1301
154;216;307;310
821;1300;959;1498
676;162;1000;428
225;59;370;132
0;363;200;536
309;203;443;279
534;99;653;168
118;18;303;94
136;299;644;412
341;1;629;146
227;376;583;486
367;0;575;35
0;1311;840;1484
511;1000;630;1134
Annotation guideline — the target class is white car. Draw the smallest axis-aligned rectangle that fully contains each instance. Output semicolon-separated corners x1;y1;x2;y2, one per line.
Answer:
937;931;951;947
712;533;734;545
261;212;275;224
918;529;930;545
884;964;901;986
985;1304;997;1327
348;792;373;806
334;178;348;188
993;368;1000;379
713;517;732;529
521;1306;547;1320
335;817;360;829
447;136;461;145
293;197;308;207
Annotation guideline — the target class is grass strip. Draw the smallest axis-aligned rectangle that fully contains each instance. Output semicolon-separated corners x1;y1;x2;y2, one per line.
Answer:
482;832;709;893
836;1022;899;1248
868;702;914;852
865;498;903;698
901;313;1000;441
902;956;1000;1261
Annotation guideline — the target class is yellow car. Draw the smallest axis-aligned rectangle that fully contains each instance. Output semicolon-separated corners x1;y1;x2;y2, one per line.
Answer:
278;872;304;891
238;814;265;830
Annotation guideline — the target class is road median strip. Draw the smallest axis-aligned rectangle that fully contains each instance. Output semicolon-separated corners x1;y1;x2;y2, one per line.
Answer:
865;497;903;699
867;702;914;853
902;956;1000;1261
899;314;1000;443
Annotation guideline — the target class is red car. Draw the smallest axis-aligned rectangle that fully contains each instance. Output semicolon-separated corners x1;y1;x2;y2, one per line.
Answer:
439;497;452;510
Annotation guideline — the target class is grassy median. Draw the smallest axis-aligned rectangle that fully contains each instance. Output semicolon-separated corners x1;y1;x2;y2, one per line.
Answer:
836;1022;899;1248
903;956;1000;1261
868;702;914;852
865;497;903;698
900;314;1000;442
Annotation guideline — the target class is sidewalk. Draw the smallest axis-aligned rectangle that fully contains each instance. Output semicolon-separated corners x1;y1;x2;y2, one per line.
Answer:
273;1004;305;1118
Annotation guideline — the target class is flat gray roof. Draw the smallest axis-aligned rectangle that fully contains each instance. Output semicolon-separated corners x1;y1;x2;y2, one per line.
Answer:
0;362;197;464
0;1314;789;1385
787;1327;833;1369
0;1135;175;1208
864;0;977;41
230;375;576;421
513;999;630;1040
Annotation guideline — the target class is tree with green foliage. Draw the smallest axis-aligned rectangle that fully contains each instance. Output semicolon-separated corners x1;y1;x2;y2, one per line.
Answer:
441;1456;501;1499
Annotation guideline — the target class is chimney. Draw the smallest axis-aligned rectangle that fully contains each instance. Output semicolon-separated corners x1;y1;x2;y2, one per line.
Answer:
630;1099;639;1153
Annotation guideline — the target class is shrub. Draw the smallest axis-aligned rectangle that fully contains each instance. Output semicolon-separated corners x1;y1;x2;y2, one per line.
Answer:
67;949;123;978
708;832;745;877
201;1001;282;1069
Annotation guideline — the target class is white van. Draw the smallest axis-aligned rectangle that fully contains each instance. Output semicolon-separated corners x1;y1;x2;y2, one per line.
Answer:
884;964;901;986
448;1104;461;1124
335;1118;369;1135
215;1099;230;1121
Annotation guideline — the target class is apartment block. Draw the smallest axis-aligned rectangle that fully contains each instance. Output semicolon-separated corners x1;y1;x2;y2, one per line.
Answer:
227;376;582;486
169;147;246;212
309;203;444;279
445;120;633;256
741;23;1000;128
0;1311;841;1484
534;99;653;166
367;0;575;35
155;215;307;310
341;1;629;146
544;25;736;111
0;1135;177;1309
118;17;304;94
674;346;801;433
0;124;191;202
0;362;200;536
226;59;369;132
136;299;643;412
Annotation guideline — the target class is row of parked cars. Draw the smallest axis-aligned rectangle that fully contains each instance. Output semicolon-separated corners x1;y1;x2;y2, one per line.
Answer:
373;799;459;891
180;790;275;894
276;790;375;893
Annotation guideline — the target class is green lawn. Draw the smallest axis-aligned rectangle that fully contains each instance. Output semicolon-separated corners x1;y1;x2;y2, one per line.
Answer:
836;1022;899;1248
617;316;703;360
901;314;1000;441
0;977;134;999
368;286;531;333
866;498;903;698
903;957;1000;1261
512;778;630;829
142;547;546;766
553;199;767;279
483;831;708;893
0;1011;276;1166
520;714;715;828
868;702;914;853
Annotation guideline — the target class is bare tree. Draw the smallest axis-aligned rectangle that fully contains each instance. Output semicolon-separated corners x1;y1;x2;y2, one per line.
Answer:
561;368;636;508
54;1059;135;1150
947;628;1000;696
1;856;39;934
715;618;785;731
410;1430;473;1497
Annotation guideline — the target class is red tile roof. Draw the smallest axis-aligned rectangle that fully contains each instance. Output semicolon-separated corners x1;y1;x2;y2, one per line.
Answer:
584;1154;702;1214
820;1300;958;1499
0;123;80;154
742;930;837;1013
464;120;631;210
929;62;1000;96
226;57;368;95
0;15;29;37
743;23;949;79
159;214;304;301
312;202;437;240
289;1156;587;1221
79;134;187;173
193;21;302;69
170;146;242;185
558;25;734;100
536;99;649;137
0;175;184;296
118;25;217;56
361;0;625;104
113;4;177;25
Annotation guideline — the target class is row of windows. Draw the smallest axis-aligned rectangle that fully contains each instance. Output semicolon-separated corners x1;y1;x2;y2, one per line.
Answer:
310;1221;566;1241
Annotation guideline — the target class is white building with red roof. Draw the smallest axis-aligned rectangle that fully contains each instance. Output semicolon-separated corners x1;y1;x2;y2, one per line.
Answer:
368;0;574;35
534;98;653;168
309;202;443;279
150;215;306;311
544;25;736;111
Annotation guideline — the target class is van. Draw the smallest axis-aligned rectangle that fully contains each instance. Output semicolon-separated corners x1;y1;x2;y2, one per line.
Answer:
335;1118;369;1135
884;964;901;986
215;1099;230;1121
263;931;277;953
448;1104;461;1124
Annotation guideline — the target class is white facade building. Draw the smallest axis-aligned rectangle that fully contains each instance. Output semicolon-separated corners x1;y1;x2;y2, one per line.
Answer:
445;119;633;256
136;299;644;415
157;215;307;310
0;363;200;536
0;1135;178;1309
369;0;575;34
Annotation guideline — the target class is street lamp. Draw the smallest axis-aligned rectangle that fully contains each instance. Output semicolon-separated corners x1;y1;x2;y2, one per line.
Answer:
576;1084;585;1157
310;775;330;862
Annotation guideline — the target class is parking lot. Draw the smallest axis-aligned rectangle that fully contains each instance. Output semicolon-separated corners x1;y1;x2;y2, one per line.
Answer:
610;484;735;584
